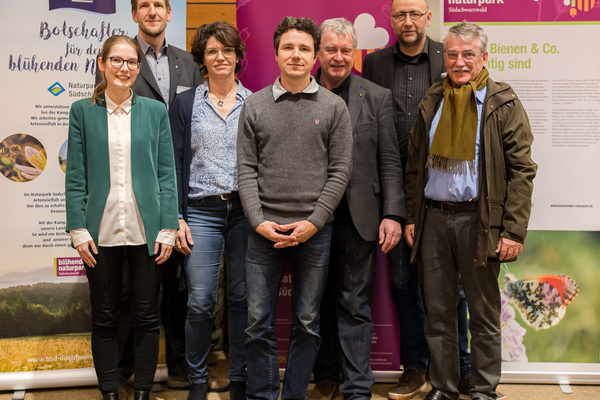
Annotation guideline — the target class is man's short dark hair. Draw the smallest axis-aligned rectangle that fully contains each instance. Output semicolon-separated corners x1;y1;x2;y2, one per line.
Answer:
131;0;171;12
273;16;320;56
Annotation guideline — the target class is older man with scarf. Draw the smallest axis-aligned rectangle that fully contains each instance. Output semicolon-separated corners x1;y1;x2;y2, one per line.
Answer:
403;22;537;400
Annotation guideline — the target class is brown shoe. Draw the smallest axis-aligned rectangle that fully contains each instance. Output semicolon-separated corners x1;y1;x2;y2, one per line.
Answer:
207;371;230;393
388;369;427;400
307;381;340;400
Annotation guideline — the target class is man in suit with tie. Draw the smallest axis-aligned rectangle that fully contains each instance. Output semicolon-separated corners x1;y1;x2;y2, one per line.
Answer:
307;17;404;400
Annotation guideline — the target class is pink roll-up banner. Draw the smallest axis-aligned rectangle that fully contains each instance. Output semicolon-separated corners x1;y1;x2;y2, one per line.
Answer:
237;0;401;375
237;0;397;92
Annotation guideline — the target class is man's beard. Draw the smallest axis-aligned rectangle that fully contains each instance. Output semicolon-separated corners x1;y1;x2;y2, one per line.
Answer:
399;30;425;49
141;24;165;38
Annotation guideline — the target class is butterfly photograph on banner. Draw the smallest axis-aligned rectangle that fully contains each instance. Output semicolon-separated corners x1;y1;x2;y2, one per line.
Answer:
494;229;600;364
503;271;579;330
499;266;580;363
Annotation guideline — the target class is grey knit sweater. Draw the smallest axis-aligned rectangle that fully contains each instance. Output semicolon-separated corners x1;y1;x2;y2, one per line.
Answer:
237;84;353;230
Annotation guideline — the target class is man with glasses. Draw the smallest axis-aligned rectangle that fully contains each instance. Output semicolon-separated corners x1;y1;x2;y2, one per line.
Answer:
362;1;445;398
403;22;536;400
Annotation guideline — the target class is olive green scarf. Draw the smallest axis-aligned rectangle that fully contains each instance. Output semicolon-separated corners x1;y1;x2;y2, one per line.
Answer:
427;67;489;175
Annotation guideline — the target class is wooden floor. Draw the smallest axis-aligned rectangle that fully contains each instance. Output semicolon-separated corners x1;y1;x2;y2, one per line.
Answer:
1;352;599;399
2;381;600;400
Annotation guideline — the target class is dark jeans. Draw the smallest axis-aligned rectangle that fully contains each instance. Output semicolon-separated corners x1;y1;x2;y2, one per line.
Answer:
312;216;376;400
421;209;501;399
388;239;429;371
86;245;162;393
245;225;332;400
458;295;472;378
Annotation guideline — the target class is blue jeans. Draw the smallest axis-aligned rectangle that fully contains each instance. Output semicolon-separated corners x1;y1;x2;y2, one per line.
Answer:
389;239;429;371
312;214;375;400
458;296;472;378
245;224;332;400
185;197;250;384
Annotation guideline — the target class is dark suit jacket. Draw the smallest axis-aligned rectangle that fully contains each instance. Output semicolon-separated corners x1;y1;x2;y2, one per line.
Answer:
362;38;445;170
134;42;203;108
362;38;445;92
95;39;203;109
342;74;405;242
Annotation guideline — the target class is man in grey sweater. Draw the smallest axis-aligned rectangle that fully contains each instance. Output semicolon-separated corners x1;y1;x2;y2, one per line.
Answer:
237;16;353;400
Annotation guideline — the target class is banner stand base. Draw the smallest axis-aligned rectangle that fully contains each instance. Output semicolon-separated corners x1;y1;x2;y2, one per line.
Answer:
0;366;168;392
12;390;25;400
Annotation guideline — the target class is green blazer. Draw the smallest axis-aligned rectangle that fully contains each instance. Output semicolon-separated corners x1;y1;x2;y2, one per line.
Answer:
65;93;179;255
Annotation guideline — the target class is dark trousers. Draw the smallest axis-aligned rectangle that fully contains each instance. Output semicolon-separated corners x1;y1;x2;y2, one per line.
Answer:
389;236;472;376
312;215;376;400
161;255;189;376
86;245;162;393
117;255;188;379
420;208;501;400
388;239;429;371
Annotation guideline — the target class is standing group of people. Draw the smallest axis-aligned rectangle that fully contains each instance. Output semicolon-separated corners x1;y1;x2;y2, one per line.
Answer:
65;1;536;400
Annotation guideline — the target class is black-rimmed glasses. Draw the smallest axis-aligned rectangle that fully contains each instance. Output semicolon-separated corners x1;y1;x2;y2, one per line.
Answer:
391;11;428;21
108;56;141;70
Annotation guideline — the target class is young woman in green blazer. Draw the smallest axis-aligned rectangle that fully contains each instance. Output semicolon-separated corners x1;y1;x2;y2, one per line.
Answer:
65;35;179;400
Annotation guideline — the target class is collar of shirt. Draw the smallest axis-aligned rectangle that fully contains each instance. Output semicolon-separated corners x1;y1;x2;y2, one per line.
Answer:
137;35;168;58
199;79;251;102
105;91;133;115
394;37;430;64
475;85;487;104
315;68;351;104
272;76;319;101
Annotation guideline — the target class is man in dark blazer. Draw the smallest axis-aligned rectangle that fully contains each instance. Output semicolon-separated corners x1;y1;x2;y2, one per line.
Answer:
99;1;204;395
130;0;202;108
308;18;404;400
361;1;491;399
96;1;203;108
362;1;443;396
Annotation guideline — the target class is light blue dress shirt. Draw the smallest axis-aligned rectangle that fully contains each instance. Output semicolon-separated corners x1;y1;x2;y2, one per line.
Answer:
188;81;252;200
424;86;487;202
